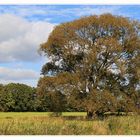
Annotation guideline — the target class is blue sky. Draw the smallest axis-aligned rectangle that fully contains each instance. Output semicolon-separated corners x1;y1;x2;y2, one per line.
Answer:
0;5;140;87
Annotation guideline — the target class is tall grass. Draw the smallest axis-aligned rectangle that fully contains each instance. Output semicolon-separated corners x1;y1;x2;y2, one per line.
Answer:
0;113;139;135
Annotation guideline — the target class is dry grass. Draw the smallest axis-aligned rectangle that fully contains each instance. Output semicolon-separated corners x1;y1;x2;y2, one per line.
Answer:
0;113;139;135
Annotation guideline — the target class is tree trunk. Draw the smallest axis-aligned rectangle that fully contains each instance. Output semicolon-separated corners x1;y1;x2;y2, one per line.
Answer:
87;111;105;120
95;111;104;120
86;111;94;120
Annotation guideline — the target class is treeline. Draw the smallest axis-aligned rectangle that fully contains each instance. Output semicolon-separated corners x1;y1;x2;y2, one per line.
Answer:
0;82;139;115
0;83;78;112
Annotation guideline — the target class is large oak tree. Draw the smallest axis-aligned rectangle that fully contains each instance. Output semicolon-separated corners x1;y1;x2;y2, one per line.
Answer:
38;14;140;119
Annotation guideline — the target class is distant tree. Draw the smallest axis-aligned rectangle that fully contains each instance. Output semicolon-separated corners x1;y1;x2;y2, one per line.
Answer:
0;83;37;112
0;84;15;111
0;84;3;90
39;14;140;119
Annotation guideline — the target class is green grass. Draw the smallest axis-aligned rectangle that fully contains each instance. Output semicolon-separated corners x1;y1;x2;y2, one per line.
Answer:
0;112;50;119
0;112;86;119
0;112;139;135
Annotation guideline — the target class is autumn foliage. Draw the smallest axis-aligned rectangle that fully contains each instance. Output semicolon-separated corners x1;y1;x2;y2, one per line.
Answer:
38;14;140;119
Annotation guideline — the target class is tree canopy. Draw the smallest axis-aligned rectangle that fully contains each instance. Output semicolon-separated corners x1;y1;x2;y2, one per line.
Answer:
38;14;140;118
0;83;37;112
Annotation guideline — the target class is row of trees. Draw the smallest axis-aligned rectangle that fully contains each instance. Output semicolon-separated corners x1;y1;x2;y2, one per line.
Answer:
0;83;77;112
0;80;139;115
0;83;37;111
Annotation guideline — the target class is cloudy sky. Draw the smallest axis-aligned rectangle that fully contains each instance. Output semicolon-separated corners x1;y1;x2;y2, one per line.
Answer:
0;5;140;87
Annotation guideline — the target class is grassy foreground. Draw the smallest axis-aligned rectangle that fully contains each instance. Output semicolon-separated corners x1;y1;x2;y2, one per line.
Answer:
0;112;139;135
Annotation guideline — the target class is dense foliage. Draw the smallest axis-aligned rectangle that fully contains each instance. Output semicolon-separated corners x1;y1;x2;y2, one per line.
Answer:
0;83;76;112
0;83;38;112
38;14;140;119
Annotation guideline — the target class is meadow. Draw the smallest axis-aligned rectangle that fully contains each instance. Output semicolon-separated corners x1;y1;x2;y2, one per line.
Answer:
0;112;139;135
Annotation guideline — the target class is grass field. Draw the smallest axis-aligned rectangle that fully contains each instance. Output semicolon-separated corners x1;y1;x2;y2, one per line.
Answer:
0;112;86;118
0;112;139;135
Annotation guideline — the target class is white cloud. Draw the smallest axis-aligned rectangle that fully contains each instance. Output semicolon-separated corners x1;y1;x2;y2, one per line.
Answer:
0;66;40;86
0;14;54;63
0;67;39;80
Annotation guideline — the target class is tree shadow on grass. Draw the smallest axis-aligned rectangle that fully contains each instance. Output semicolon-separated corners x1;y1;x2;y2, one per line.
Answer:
62;116;86;121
